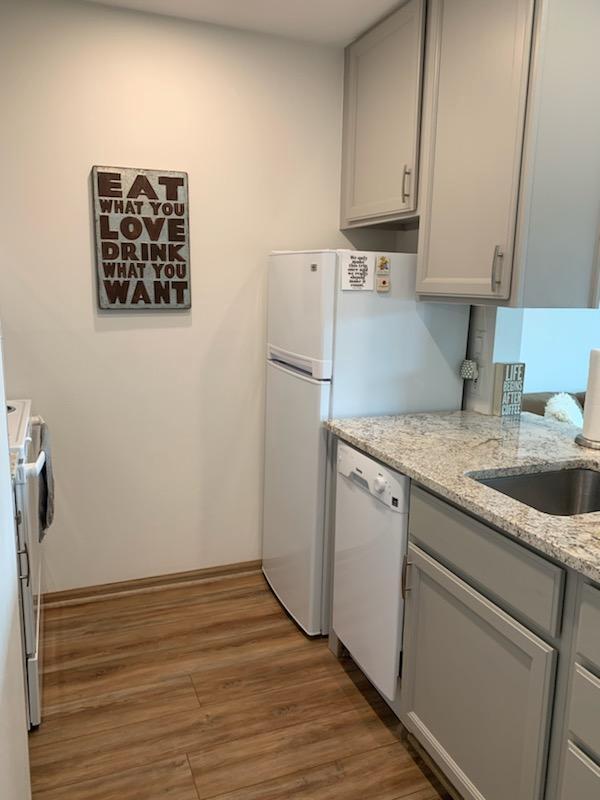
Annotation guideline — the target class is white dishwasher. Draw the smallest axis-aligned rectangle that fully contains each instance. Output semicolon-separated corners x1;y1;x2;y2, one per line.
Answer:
332;441;409;703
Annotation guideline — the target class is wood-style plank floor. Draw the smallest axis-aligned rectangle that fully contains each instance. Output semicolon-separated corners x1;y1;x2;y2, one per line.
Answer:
30;570;449;800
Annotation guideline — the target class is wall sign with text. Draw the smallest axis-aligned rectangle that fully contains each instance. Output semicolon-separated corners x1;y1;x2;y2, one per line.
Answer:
492;362;525;416
92;166;191;310
340;252;374;291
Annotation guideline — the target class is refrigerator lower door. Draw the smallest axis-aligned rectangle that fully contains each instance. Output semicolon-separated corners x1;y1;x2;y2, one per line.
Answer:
26;650;41;729
15;436;42;658
15;486;35;656
262;360;330;635
26;560;42;728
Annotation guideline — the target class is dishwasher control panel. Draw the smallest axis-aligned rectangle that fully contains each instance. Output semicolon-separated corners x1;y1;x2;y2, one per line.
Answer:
337;441;409;511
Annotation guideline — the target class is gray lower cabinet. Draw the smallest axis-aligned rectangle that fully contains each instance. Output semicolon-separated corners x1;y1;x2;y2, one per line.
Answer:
400;543;556;800
556;581;600;798
576;584;600;668
568;665;600;761
409;485;565;639
559;743;600;799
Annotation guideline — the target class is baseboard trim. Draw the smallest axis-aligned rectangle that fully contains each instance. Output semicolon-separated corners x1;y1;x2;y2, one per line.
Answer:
43;559;263;608
406;733;463;800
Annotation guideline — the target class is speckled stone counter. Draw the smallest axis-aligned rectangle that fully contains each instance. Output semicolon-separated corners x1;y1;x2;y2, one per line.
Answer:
327;411;600;584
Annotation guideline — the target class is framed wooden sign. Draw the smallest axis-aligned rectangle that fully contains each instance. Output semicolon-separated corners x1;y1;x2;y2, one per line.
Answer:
92;166;191;310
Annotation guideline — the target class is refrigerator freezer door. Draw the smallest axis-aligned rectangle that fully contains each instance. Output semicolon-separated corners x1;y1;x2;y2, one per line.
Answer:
267;251;337;379
333;442;409;702
262;360;331;635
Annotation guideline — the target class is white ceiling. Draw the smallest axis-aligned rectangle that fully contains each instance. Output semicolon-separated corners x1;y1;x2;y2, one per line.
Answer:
81;0;400;45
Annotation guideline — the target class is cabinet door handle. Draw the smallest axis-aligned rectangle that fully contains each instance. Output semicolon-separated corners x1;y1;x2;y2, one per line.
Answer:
491;245;504;291
401;554;412;599
401;165;412;204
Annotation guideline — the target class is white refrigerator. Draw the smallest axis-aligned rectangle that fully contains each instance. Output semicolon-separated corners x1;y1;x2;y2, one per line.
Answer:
0;329;32;800
262;250;469;635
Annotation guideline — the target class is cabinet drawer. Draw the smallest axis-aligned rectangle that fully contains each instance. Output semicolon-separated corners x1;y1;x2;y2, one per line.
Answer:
569;664;600;761
560;742;600;800
576;583;600;670
409;486;564;637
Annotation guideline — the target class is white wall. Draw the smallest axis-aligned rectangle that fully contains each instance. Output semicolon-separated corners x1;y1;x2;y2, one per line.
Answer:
493;308;524;364
464;307;600;413
518;309;600;393
0;0;383;590
0;339;31;800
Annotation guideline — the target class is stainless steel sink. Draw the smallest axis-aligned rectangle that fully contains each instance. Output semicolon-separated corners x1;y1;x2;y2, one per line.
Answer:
476;468;600;516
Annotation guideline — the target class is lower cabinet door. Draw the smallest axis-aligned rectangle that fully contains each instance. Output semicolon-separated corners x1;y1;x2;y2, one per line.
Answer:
559;742;600;799
400;544;556;800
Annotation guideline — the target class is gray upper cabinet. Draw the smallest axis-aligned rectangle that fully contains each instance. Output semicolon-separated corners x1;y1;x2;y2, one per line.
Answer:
513;0;600;308
340;0;424;228
417;0;600;306
416;0;534;300
401;543;556;800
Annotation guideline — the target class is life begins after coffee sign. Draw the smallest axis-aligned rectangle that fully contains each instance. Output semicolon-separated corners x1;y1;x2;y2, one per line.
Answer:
92;166;191;310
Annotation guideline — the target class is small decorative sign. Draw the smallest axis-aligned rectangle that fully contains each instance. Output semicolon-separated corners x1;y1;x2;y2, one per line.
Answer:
92;166;190;310
341;252;374;291
492;362;526;416
375;255;391;293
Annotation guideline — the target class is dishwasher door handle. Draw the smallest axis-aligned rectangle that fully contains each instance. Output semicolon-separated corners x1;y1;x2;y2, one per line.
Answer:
345;470;370;493
401;554;412;600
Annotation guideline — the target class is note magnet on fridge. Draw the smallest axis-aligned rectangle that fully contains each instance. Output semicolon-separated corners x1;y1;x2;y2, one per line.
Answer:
376;275;390;293
376;255;390;274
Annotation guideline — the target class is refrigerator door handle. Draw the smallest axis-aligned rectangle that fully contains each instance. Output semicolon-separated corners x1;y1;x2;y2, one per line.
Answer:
268;360;329;386
18;541;30;587
22;450;46;479
346;471;370;493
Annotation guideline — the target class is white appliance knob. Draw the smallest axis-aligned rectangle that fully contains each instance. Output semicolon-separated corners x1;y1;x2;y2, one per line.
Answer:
373;476;386;494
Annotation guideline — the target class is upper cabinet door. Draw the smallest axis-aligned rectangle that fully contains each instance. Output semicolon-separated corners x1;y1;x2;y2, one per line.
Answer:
416;0;534;299
515;0;600;308
341;0;425;227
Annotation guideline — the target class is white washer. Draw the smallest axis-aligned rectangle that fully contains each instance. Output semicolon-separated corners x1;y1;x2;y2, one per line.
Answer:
332;441;409;703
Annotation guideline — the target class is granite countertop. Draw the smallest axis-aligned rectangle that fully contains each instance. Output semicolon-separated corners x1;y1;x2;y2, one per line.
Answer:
327;411;600;584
